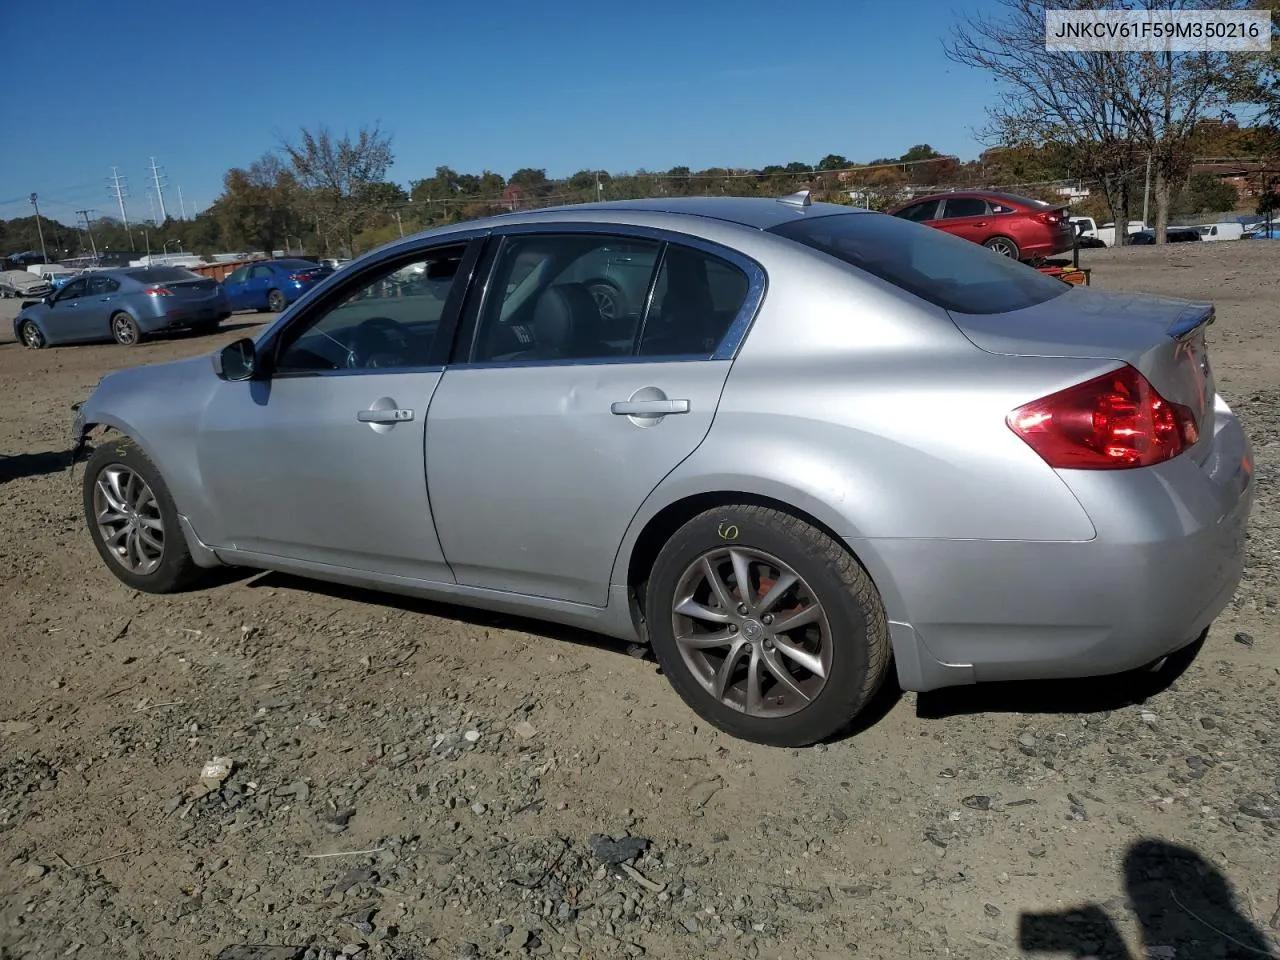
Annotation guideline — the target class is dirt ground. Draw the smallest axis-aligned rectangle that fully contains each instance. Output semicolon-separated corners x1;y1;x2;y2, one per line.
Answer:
1;241;1278;960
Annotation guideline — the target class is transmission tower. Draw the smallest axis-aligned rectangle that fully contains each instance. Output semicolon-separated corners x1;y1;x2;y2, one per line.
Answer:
75;209;99;259
148;157;169;222
108;167;134;246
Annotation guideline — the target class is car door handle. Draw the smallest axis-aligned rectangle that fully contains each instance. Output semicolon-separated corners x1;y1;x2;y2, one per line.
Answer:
357;408;414;423
610;399;690;416
973;221;988;227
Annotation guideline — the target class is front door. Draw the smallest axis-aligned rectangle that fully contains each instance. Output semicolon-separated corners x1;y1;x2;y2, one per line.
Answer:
426;231;759;606
195;239;479;581
221;265;252;310
43;277;96;342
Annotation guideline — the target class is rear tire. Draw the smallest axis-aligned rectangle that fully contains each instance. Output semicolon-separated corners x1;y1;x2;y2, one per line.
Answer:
983;236;1020;259
19;320;45;349
267;289;286;312
83;438;202;594
110;312;142;346
644;505;891;747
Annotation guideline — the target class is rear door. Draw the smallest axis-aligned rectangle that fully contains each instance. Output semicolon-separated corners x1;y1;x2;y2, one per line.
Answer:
246;264;275;308
81;274;121;337
424;227;763;606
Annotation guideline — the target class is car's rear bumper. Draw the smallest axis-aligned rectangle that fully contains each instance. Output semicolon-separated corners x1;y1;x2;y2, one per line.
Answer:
864;394;1254;692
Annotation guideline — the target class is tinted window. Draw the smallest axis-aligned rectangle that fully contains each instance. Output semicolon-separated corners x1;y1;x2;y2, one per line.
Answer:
640;245;749;357
894;200;939;223
472;234;662;363
224;266;249;285
769;212;1069;315
57;278;88;300
273;259;322;272
274;244;467;374
250;265;274;279
125;267;201;283
86;275;119;295
942;197;989;219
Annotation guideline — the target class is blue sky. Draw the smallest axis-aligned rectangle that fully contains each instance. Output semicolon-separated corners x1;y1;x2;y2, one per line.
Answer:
0;0;1001;224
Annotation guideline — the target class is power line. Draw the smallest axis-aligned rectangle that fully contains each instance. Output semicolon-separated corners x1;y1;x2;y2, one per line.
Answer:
148;157;169;222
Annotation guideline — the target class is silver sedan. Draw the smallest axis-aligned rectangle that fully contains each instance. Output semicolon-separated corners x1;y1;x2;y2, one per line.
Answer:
71;194;1254;747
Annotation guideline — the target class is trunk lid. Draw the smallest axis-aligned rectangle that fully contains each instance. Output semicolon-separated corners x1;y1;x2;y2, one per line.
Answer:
949;287;1217;463
164;277;221;299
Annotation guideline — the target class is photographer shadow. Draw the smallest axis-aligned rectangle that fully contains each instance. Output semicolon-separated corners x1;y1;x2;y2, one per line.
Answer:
1020;839;1277;959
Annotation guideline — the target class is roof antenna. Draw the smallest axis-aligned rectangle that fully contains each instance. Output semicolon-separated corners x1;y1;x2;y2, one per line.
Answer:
777;189;812;207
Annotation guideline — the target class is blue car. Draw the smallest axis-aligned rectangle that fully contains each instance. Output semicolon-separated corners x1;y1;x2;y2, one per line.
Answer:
220;258;334;313
14;265;232;349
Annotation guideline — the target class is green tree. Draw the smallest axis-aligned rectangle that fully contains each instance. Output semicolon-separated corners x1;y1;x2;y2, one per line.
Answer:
216;153;300;256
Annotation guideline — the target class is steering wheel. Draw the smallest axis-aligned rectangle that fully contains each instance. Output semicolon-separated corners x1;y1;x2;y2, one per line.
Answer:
348;316;414;369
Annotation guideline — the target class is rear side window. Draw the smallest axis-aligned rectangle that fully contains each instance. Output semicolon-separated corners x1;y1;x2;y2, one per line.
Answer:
769;212;1069;315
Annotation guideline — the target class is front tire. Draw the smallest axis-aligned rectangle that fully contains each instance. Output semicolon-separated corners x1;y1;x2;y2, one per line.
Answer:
19;320;45;349
645;505;891;747
111;312;142;346
83;438;202;594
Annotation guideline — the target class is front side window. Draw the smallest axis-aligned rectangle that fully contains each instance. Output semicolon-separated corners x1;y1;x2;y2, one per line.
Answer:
942;197;989;219
770;212;1069;315
56;278;88;301
273;244;468;373
894;200;940;223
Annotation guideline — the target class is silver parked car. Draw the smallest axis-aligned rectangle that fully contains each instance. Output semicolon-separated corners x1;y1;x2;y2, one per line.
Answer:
71;194;1254;746
15;265;231;348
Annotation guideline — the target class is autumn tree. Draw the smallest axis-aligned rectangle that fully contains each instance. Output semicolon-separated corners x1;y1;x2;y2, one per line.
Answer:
215;153;300;255
946;0;1249;243
279;124;395;255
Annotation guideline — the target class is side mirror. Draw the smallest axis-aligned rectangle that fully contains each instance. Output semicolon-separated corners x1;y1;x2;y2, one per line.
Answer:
212;337;257;381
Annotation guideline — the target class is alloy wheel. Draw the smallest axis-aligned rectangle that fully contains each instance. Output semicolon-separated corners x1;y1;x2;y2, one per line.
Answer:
670;546;832;718
112;314;137;345
20;321;43;348
92;465;164;575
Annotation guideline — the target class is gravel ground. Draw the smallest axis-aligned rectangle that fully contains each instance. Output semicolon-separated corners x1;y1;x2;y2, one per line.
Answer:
1;240;1278;960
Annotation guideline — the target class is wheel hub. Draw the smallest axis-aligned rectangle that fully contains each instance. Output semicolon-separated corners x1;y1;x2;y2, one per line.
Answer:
670;546;832;719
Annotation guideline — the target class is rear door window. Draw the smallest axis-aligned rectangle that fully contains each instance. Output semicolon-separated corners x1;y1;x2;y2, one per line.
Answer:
769;212;1069;315
941;197;990;219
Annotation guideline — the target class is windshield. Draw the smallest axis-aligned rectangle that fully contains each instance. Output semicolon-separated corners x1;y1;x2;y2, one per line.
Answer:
769;212;1069;315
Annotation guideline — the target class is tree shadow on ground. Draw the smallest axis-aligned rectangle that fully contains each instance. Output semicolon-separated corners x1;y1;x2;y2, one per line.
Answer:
1020;838;1279;959
916;632;1206;721
0;450;73;483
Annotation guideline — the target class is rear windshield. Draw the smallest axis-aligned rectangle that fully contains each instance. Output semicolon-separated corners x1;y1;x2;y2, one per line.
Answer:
125;266;202;283
769;212;1069;315
274;258;326;271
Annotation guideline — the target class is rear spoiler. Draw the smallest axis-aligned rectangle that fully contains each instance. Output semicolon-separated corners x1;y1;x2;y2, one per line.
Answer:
1167;303;1215;339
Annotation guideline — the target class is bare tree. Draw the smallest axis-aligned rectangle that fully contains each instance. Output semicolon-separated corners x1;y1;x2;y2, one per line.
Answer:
279;124;394;256
946;0;1246;243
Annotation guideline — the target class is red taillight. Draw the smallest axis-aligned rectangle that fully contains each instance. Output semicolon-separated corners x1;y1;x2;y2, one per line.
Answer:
1007;365;1200;469
288;272;315;282
1036;209;1064;224
145;286;173;297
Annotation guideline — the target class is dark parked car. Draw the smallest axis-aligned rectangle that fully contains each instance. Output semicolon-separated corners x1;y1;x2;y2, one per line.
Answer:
15;266;231;348
887;191;1076;261
221;258;334;313
1129;228;1202;245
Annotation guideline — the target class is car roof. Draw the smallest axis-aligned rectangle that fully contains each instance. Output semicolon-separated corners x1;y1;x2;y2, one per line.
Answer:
437;196;874;235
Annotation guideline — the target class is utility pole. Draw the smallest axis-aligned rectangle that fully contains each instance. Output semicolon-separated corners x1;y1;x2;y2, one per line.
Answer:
1142;153;1152;228
29;193;48;263
178;185;187;220
394;210;404;237
75;209;99;259
148;157;169;222
108;166;134;247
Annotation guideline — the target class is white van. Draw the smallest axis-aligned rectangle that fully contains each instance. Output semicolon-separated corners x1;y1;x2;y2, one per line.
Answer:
1196;222;1245;241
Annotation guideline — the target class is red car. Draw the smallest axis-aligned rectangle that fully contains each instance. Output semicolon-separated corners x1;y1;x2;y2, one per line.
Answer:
887;191;1076;261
